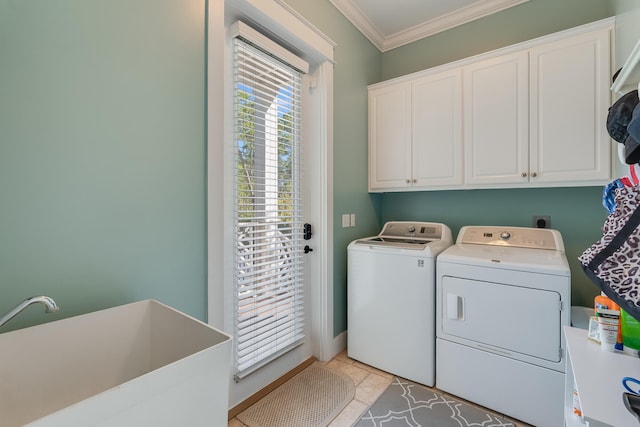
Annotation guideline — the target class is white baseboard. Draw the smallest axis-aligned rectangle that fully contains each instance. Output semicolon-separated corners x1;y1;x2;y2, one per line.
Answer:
321;330;347;362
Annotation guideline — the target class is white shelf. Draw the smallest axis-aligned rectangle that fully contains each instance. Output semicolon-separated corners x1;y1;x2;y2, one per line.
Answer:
612;38;640;95
564;326;640;426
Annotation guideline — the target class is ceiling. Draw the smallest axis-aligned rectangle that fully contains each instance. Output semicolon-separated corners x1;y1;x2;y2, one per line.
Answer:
329;0;530;52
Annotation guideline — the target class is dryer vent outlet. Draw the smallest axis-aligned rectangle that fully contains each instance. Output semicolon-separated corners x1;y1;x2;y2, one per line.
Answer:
533;215;551;229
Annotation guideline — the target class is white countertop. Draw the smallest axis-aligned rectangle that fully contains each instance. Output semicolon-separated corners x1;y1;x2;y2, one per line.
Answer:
565;326;640;426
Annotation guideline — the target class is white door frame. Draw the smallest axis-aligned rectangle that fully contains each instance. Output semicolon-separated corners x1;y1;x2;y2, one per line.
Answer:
304;61;336;362
207;0;338;407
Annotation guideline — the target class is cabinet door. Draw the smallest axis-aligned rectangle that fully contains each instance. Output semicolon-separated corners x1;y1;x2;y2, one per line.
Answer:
412;70;463;188
368;82;412;191
530;28;611;184
464;51;529;186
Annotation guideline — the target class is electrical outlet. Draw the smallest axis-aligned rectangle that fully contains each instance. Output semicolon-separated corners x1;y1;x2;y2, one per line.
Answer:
533;215;551;229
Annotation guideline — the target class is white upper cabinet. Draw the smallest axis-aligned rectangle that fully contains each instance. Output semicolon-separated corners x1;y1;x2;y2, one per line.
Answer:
368;82;412;190
529;28;611;184
369;69;462;191
368;18;613;192
464;51;529;186
411;70;463;188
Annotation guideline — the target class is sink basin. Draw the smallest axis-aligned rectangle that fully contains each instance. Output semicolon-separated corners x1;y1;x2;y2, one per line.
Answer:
0;299;232;426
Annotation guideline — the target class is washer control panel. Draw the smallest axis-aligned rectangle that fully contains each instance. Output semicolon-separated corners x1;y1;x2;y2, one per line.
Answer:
457;226;562;251
380;221;444;239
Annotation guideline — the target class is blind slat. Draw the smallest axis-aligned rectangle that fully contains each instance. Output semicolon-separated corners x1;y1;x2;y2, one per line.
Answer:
238;287;303;303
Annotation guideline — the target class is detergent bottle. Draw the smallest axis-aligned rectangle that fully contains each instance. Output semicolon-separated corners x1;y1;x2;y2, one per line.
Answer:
594;295;622;350
621;309;640;356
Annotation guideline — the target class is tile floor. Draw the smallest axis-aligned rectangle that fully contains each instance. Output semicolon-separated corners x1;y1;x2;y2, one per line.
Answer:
228;351;532;427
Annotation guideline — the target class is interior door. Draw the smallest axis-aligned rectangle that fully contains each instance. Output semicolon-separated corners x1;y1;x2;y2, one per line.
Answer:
441;275;562;362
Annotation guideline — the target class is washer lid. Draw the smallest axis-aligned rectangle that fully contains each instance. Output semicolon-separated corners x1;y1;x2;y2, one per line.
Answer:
354;235;434;250
352;221;453;251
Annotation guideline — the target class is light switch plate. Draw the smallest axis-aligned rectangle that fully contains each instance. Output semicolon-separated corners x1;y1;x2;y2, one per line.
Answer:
342;214;350;228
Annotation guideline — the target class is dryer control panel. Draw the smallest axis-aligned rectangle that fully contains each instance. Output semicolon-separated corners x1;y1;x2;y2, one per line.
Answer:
457;226;563;251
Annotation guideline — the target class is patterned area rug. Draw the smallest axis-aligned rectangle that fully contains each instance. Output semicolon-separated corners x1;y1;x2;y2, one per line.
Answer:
237;363;355;427
354;377;515;427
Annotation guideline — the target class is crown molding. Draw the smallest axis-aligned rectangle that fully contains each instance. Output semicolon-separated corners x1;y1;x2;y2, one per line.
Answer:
329;0;530;52
328;0;385;49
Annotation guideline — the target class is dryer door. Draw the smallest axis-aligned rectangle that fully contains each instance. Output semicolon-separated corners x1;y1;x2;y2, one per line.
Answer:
441;276;562;362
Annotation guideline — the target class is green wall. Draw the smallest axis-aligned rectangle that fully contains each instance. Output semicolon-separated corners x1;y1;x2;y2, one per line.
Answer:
612;0;640;68
0;0;382;337
1;0;635;338
261;0;630;333
612;0;640;14
381;0;613;80
381;187;608;307
377;0;615;308
0;0;207;330
282;0;382;335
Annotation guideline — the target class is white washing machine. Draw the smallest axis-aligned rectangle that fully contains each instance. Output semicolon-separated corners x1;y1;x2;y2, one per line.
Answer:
348;221;452;386
436;226;570;427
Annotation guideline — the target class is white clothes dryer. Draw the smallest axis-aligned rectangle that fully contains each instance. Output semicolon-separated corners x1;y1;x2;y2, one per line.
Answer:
436;226;570;427
348;221;452;386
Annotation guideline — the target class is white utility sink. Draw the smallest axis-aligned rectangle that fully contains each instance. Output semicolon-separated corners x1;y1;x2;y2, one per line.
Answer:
0;299;232;426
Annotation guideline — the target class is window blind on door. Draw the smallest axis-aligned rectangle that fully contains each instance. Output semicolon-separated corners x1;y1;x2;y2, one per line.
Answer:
232;29;306;380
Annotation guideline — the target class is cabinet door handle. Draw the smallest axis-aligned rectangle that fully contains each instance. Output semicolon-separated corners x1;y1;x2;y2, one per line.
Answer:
531;172;538;178
521;172;527;177
405;179;411;184
411;178;417;184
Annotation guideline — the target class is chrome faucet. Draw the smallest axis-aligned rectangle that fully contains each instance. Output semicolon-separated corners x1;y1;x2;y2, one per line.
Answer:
0;296;59;329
